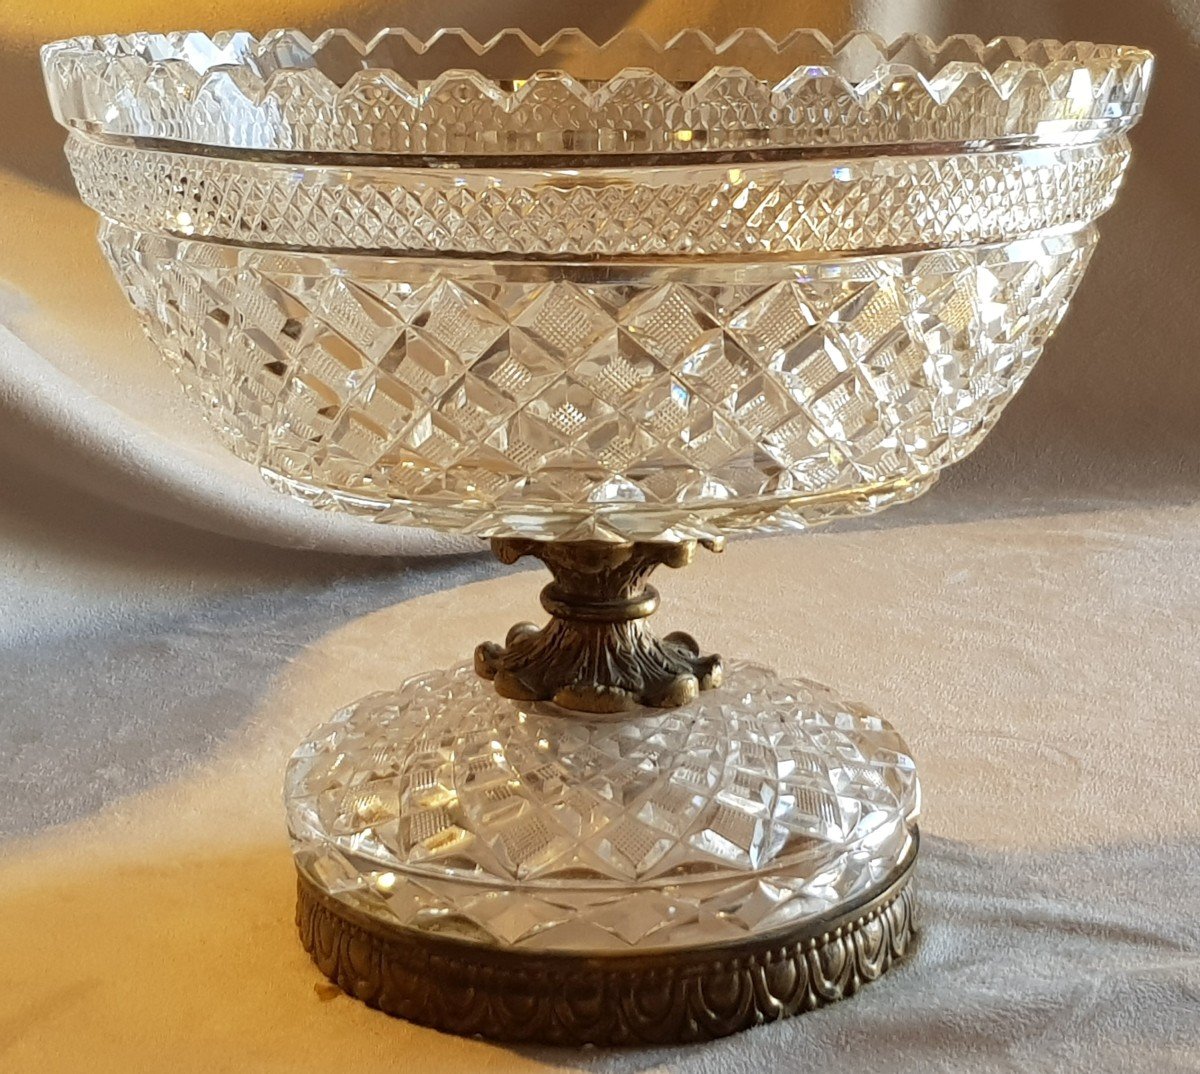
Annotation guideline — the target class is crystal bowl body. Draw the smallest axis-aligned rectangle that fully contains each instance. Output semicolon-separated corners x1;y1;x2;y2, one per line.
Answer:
43;30;1152;542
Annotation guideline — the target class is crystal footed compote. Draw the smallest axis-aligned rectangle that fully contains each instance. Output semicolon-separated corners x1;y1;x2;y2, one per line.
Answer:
43;28;1151;1044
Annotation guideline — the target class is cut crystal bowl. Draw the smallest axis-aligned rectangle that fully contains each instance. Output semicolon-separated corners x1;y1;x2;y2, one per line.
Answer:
45;29;1151;542
43;28;1151;1045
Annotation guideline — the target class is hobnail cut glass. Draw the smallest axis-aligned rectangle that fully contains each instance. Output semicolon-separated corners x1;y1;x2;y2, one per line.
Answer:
44;29;1150;542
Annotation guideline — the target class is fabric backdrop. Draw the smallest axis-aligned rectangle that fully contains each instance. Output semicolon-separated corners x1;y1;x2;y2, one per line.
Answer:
0;3;1197;1073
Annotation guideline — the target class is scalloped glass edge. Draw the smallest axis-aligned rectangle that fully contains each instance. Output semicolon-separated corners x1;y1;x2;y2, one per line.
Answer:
40;27;1154;83
41;28;1153;156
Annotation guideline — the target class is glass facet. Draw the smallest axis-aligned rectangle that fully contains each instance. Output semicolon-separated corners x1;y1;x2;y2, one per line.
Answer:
42;30;1152;156
99;221;1095;540
68;134;1128;256
44;30;1145;540
286;661;919;951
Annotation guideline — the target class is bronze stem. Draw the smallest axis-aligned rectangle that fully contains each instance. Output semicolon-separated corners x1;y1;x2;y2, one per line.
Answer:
474;536;724;713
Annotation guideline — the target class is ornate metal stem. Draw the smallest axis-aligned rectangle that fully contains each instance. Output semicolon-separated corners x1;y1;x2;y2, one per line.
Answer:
475;537;724;713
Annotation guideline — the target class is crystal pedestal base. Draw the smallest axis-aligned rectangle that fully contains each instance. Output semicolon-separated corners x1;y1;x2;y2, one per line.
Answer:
285;661;919;1043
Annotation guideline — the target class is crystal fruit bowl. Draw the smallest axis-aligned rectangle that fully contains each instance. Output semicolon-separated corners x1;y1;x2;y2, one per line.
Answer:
44;28;1151;1045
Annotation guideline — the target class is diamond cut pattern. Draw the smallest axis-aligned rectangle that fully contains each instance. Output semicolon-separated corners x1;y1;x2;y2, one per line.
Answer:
102;221;1096;540
69;135;1129;258
286;661;919;951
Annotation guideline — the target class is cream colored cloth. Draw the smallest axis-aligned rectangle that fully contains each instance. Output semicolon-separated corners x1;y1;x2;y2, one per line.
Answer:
1;1;1198;1071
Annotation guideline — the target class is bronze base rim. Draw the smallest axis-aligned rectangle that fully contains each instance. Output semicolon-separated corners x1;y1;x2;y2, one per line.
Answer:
295;831;918;1046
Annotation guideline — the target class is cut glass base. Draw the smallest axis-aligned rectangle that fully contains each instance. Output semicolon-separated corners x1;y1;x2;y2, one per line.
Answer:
285;661;919;955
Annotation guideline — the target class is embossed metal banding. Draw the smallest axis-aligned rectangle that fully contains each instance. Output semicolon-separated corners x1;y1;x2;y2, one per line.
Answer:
295;831;917;1045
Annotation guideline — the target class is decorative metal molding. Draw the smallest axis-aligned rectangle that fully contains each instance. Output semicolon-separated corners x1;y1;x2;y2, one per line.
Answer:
294;836;918;1045
475;537;724;712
